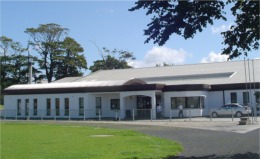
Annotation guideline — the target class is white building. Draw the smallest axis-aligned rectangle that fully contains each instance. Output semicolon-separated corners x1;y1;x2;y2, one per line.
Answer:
3;60;260;120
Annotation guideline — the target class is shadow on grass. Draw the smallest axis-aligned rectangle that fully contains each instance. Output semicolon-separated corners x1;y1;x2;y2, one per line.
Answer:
164;152;259;159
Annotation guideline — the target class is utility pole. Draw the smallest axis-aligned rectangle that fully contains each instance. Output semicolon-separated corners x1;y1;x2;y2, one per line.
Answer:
27;43;32;84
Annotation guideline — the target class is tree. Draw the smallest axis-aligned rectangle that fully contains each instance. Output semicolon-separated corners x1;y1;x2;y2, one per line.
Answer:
221;1;259;59
0;36;43;85
54;37;87;80
25;23;87;82
1;36;28;87
129;1;259;59
89;47;135;72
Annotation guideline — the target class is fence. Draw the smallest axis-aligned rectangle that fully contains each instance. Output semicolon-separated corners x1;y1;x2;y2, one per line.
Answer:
0;108;258;122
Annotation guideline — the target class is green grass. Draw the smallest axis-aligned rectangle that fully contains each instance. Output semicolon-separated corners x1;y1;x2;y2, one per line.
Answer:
0;105;3;110
1;122;183;159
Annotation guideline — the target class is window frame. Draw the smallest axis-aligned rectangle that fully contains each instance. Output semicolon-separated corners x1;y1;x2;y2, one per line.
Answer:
46;98;51;116
111;99;120;110
64;98;69;116
79;97;84;116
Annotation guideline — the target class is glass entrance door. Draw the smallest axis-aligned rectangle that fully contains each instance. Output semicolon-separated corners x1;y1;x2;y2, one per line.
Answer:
137;96;151;119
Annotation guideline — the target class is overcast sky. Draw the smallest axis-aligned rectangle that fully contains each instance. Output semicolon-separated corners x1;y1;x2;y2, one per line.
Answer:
1;1;259;75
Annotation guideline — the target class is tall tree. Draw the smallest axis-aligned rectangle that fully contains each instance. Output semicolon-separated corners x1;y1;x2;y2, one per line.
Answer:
89;47;135;72
25;23;69;83
54;37;87;80
25;23;87;82
129;1;259;59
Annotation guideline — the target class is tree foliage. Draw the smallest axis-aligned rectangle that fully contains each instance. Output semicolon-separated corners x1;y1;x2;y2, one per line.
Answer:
0;36;43;104
221;0;259;59
129;0;259;59
25;23;87;82
89;47;135;72
1;36;28;88
55;37;87;80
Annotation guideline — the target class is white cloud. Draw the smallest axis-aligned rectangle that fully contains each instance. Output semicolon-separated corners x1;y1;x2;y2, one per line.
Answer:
200;52;229;63
211;23;233;34
129;46;188;68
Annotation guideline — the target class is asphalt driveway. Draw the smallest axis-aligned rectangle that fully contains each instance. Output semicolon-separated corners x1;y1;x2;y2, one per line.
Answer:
80;121;260;159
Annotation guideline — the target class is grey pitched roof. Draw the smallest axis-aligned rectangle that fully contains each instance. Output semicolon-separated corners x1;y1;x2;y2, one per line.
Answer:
5;59;260;91
71;59;260;85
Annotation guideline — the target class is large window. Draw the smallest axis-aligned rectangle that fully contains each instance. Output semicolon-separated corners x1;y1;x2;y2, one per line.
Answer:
171;96;205;109
171;97;185;109
96;97;102;115
111;99;120;110
79;97;84;116
255;91;260;111
230;92;237;103
25;99;29;116
17;99;21;116
33;99;37;116
46;98;51;116
65;98;69;116
243;92;249;106
55;98;60;116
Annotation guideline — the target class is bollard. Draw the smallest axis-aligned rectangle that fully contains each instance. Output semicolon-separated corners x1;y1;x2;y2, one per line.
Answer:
150;109;152;122
231;108;233;122
170;110;172;122
4;110;6;120
210;109;212;122
189;108;191;122
115;111;118;121
132;109;135;121
99;109;101;121
41;110;43;120
84;109;86;121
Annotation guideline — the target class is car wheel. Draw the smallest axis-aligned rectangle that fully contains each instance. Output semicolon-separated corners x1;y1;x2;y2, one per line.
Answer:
212;112;218;118
236;111;242;117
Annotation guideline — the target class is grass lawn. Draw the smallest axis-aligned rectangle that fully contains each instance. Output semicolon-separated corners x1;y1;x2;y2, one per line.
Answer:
1;122;182;159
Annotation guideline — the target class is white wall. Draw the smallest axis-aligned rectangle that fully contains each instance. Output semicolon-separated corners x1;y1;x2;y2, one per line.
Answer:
163;91;208;117
87;93;120;118
4;88;259;118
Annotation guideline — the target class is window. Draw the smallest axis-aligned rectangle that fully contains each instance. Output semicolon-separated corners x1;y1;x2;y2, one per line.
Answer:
79;97;84;116
171;97;185;109
243;92;249;106
111;99;120;110
65;98;69;116
230;92;237;103
55;98;60;116
46;98;51;116
171;96;205;109
255;91;260;111
96;97;102;115
17;99;21;116
33;99;37;115
25;99;29;116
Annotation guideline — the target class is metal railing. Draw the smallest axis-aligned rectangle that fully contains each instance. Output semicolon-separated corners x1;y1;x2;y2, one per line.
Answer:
0;108;258;122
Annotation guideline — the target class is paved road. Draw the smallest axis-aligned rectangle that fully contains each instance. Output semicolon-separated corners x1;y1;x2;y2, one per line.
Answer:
78;121;260;159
